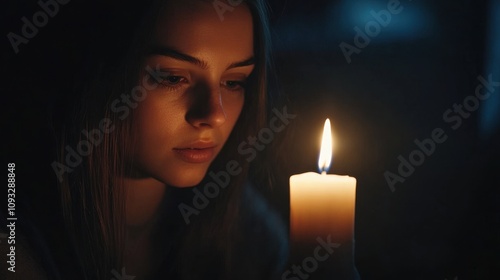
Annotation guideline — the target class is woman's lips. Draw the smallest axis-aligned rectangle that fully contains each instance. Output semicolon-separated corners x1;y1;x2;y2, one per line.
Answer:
173;142;217;163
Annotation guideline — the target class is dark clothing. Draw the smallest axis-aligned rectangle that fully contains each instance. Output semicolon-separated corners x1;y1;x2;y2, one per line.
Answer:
1;183;289;280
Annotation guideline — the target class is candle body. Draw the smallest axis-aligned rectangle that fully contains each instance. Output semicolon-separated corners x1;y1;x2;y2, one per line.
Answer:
290;172;356;244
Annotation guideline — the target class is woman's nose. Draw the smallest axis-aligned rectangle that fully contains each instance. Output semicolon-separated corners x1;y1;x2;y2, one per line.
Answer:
186;84;226;128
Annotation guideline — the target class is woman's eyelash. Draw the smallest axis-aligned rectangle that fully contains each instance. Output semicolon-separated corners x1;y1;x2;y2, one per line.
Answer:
148;73;247;92
223;80;246;91
160;75;186;85
149;73;188;89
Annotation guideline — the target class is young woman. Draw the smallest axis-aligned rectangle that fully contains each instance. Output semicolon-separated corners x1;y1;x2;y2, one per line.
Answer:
37;0;289;279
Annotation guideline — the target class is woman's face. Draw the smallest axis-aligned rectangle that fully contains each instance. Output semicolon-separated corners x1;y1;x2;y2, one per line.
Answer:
130;0;255;187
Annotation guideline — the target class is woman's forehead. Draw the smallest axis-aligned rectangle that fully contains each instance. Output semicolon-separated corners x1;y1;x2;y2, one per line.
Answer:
151;0;254;63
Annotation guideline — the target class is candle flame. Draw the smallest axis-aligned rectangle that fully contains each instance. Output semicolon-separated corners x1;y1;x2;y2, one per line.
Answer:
318;118;333;173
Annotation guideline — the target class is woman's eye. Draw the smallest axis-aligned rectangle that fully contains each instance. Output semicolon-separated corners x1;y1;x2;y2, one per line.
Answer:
223;80;245;91
149;73;188;89
164;76;182;84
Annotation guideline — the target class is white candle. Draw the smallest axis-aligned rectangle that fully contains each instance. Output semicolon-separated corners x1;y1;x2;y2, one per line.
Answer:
290;119;357;244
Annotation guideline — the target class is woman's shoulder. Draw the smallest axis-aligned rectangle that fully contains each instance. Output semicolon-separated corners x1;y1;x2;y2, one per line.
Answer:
235;182;289;279
241;182;288;241
0;207;69;280
0;226;49;280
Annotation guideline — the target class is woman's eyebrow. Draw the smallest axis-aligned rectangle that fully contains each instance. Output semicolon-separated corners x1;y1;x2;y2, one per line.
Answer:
227;57;255;70
147;46;254;70
148;46;208;69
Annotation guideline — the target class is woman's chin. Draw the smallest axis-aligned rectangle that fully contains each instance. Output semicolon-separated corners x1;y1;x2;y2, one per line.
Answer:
162;170;207;188
169;181;202;188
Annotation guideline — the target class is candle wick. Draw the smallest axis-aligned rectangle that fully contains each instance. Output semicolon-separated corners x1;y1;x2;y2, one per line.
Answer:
321;171;326;175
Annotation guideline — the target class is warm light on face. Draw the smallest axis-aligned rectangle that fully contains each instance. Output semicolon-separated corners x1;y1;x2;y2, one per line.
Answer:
129;1;254;187
318;118;333;173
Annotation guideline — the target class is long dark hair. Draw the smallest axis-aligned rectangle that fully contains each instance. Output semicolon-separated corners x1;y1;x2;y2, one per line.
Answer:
52;0;275;279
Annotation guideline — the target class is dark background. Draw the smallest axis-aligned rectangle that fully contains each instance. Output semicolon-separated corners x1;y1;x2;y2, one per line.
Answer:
2;0;500;279
265;0;500;279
